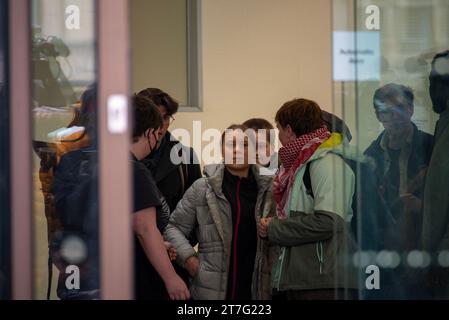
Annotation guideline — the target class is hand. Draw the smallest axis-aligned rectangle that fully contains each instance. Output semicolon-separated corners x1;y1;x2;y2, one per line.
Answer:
165;275;190;300
164;241;177;261
258;217;273;239
184;255;200;278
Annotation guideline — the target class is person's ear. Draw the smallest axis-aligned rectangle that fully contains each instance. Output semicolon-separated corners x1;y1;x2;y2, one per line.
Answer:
286;125;294;137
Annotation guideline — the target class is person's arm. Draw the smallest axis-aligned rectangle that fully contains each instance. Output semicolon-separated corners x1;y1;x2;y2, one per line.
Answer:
267;211;344;246
268;154;354;246
164;180;202;273
133;207;190;300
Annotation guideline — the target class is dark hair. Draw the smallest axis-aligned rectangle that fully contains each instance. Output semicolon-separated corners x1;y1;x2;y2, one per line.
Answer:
132;95;163;142
373;83;414;111
275;98;323;136
137;88;179;116
221;124;248;145
68;85;96;128
429;51;449;114
243;118;274;130
321;111;352;142
243;118;274;144
430;50;449;85
66;84;97;142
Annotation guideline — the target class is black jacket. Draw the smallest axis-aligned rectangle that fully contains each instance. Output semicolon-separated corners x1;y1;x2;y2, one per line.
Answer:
364;123;434;252
142;132;202;286
364;124;433;203
142;132;202;214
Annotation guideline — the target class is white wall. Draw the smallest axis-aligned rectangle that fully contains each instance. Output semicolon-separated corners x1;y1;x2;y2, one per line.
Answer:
161;0;333;161
131;0;333;156
175;0;332;125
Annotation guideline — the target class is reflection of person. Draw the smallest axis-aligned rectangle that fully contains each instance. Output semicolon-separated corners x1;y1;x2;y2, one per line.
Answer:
45;86;96;300
421;50;449;299
364;83;433;299
260;99;357;300
131;95;190;300
364;84;433;252
164;125;275;300
56;85;96;160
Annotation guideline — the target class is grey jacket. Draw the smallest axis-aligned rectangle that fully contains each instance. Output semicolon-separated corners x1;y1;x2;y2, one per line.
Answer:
164;164;276;300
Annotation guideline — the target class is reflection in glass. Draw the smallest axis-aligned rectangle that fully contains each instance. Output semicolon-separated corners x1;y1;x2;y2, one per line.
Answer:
333;0;449;300
31;0;98;300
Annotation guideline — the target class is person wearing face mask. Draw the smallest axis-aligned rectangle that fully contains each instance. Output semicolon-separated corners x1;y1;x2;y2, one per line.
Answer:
421;50;449;299
131;95;190;300
137;88;202;213
164;125;275;300
137;88;202;286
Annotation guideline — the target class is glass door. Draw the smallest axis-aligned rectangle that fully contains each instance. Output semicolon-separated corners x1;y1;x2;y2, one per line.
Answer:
31;0;98;300
7;0;132;300
333;0;449;299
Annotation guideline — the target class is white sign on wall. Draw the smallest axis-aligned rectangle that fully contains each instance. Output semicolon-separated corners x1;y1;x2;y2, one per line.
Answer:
333;31;380;81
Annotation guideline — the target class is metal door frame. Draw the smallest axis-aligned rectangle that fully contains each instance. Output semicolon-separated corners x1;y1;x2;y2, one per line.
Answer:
9;0;133;300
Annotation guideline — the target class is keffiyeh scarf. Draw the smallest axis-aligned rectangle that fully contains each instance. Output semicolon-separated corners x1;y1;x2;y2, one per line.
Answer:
273;126;331;219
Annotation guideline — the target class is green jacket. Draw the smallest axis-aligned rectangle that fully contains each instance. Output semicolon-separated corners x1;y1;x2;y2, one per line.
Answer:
268;145;359;291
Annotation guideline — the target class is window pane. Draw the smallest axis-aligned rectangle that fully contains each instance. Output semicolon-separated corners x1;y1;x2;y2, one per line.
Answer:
131;0;188;105
333;0;449;299
31;0;98;300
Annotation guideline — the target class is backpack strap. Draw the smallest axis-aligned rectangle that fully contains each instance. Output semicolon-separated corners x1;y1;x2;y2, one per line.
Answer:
303;162;314;199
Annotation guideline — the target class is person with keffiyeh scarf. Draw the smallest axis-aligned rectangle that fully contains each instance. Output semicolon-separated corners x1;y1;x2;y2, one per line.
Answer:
258;98;358;300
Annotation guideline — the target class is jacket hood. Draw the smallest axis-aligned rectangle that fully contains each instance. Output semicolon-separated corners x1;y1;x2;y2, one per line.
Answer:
306;133;365;165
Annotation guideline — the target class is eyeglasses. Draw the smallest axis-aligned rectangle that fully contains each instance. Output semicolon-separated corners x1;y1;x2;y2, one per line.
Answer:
162;114;175;123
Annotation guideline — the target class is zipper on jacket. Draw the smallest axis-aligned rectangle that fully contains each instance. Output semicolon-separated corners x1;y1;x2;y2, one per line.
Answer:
316;241;324;274
230;179;241;300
